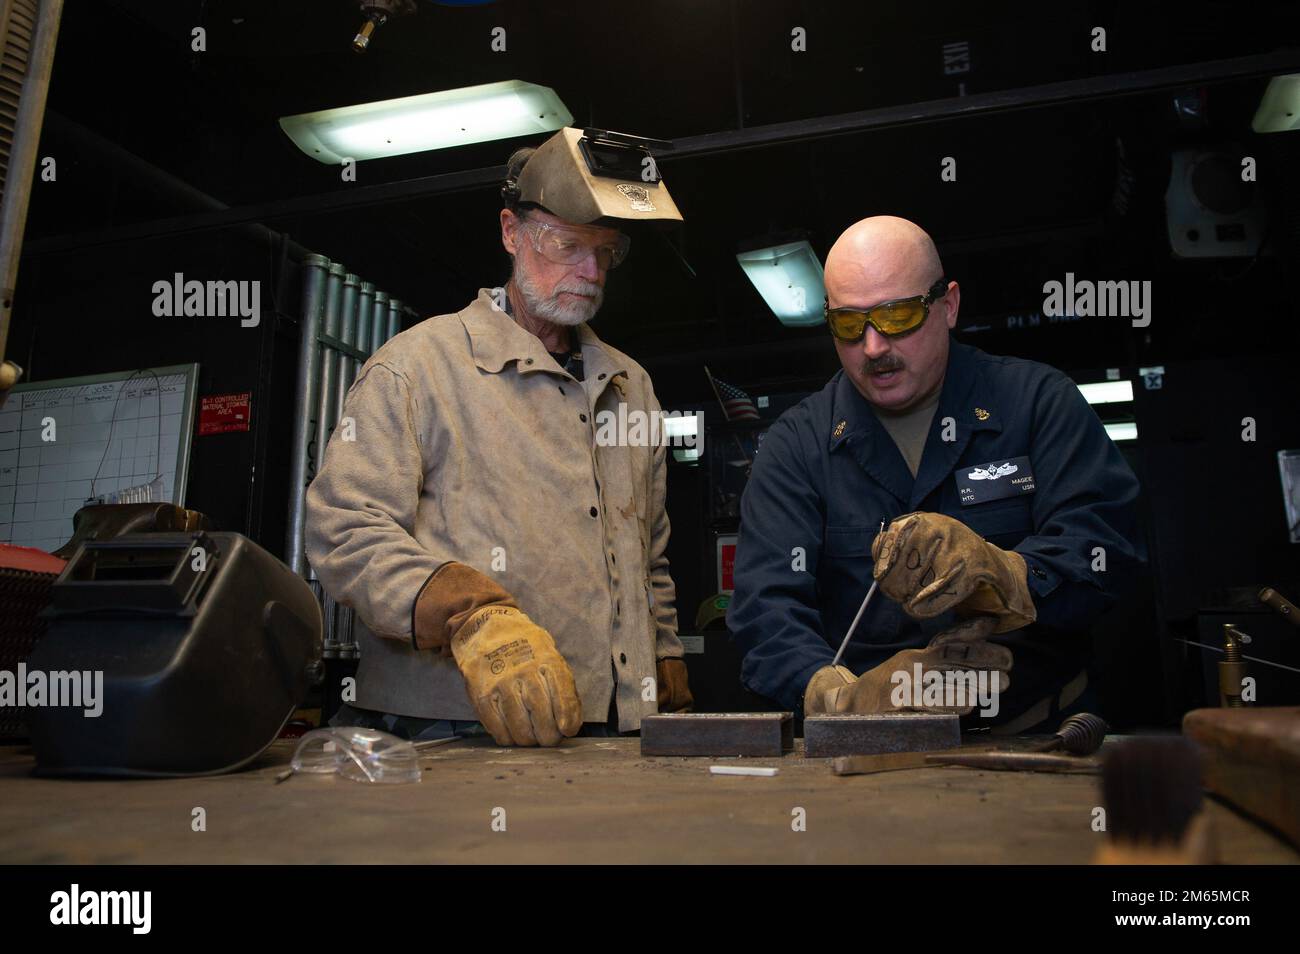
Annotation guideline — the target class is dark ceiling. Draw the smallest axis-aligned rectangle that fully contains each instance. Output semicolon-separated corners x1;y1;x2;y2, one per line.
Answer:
19;0;1300;395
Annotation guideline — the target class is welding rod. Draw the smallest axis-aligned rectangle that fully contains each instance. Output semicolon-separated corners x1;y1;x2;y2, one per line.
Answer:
831;580;878;668
830;520;887;669
709;765;778;777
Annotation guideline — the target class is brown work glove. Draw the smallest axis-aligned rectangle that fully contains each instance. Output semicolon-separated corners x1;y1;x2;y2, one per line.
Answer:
872;512;1036;633
414;562;582;746
822;616;1013;715
804;664;856;715
656;657;694;712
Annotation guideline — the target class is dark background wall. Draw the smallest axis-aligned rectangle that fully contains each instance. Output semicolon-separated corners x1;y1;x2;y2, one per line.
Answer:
9;0;1300;727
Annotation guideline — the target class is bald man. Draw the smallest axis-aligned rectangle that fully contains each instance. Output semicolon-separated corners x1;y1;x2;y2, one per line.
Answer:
728;216;1142;732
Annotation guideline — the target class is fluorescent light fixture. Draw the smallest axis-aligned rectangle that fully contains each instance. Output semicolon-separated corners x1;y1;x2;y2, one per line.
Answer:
661;414;698;440
279;80;573;164
665;413;702;463
1252;74;1300;133
1104;422;1138;443
1077;380;1134;405
737;240;826;327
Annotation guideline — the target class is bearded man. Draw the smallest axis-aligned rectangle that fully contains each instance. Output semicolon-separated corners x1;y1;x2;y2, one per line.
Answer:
306;128;693;746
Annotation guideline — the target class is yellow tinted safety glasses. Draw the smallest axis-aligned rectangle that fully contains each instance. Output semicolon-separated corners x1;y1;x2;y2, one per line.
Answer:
825;277;949;342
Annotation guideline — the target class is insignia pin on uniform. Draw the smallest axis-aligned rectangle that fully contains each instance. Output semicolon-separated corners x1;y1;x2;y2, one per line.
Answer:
974;407;990;421
832;420;846;438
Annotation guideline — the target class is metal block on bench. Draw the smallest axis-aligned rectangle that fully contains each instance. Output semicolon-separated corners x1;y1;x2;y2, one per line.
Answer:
641;712;794;757
803;713;960;758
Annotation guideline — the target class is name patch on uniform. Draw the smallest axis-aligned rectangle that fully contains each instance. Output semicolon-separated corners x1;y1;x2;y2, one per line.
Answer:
956;456;1036;505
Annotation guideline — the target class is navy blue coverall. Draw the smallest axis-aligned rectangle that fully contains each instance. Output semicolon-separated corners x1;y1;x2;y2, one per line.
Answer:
727;341;1143;722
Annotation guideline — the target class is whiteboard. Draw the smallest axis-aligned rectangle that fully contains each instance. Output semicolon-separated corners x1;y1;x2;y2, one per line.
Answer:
0;364;199;553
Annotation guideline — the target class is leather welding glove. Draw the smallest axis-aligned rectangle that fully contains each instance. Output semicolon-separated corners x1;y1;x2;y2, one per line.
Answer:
656;657;694;712
413;562;582;746
823;616;1013;715
871;511;1036;633
804;664;856;715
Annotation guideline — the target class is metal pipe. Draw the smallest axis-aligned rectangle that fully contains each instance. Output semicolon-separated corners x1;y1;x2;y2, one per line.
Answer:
286;254;329;576
340;606;357;659
309;261;346;578
319;270;358;662
317;268;354;664
371;291;389;355
386;297;403;343
335;274;362;425
351;281;374;382
355;284;375;367
308;263;343;627
314;264;347;481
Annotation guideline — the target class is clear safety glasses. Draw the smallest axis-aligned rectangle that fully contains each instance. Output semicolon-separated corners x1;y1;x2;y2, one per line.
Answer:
522;218;631;270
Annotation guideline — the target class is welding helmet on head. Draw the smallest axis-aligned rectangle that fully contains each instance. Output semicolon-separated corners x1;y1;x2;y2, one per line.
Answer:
502;127;683;226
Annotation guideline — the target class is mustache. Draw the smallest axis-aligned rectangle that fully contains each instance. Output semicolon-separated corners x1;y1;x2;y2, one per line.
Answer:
863;356;904;375
553;279;603;302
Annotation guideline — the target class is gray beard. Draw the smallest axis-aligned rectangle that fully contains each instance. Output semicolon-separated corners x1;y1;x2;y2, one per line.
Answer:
512;259;604;326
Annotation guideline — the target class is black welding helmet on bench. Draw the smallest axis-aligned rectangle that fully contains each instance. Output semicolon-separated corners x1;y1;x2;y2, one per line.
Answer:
27;531;322;777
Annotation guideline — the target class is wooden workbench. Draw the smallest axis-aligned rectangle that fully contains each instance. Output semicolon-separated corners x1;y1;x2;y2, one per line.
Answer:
0;738;1294;864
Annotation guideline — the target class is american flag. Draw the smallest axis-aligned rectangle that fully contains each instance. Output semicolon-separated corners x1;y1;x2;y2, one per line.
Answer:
707;368;760;422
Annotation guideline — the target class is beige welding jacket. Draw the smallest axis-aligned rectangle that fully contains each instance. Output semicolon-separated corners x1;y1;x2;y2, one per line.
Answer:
304;289;683;732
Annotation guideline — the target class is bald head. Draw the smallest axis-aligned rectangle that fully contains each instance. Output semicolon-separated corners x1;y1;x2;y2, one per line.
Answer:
824;216;943;308
824;216;958;412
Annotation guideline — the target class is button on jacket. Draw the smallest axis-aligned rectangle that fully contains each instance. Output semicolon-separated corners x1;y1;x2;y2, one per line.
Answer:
305;289;683;732
728;341;1144;713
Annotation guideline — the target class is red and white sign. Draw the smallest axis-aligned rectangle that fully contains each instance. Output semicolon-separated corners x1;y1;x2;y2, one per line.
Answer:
716;534;738;593
198;392;252;435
